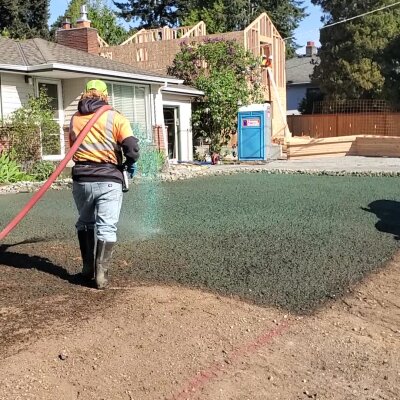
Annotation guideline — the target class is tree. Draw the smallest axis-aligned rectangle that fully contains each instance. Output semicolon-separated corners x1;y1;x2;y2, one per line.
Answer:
382;34;400;105
3;90;60;164
298;88;324;114
51;0;128;45
181;0;228;33
311;0;400;101
168;39;263;153
113;0;181;28
0;0;49;39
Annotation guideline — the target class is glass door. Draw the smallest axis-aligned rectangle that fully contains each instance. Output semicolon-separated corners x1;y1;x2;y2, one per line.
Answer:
163;107;179;160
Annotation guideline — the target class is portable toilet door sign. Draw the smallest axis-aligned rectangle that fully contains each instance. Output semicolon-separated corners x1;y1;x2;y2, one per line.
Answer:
237;104;271;161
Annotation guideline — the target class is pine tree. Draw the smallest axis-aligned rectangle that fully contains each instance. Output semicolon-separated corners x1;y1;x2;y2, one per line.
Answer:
0;0;18;36
0;0;50;39
311;0;400;101
113;0;181;28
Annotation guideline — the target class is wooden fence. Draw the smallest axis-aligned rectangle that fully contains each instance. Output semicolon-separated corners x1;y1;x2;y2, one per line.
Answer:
287;113;400;138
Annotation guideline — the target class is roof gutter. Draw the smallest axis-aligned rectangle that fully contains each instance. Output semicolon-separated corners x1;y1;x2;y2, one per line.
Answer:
162;86;204;96
286;81;313;86
0;63;184;85
0;64;29;72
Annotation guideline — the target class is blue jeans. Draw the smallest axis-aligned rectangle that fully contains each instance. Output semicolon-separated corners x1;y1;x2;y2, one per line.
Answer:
73;181;123;242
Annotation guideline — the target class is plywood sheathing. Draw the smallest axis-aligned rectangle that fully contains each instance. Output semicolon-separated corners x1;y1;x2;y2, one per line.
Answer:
286;135;400;159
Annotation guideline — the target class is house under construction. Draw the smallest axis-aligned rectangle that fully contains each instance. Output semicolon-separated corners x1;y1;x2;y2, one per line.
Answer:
98;13;288;142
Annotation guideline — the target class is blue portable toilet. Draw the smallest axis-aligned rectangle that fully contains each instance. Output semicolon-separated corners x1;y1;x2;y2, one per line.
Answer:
237;103;271;161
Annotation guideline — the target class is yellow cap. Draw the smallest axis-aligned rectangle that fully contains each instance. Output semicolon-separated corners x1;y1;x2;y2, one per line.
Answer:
85;79;108;96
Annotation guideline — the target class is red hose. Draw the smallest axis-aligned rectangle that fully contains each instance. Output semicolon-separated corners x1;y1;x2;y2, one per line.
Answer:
0;105;112;241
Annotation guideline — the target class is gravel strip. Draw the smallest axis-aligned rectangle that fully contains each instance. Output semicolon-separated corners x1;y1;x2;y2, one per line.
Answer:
2;163;400;195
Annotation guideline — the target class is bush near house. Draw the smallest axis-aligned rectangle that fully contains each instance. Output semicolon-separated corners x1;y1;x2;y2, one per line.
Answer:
133;127;167;177
0;91;59;182
0;151;30;183
3;90;60;165
0;151;56;184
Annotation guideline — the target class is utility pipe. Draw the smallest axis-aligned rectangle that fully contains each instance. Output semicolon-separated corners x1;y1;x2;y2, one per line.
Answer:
158;82;169;158
0;104;112;241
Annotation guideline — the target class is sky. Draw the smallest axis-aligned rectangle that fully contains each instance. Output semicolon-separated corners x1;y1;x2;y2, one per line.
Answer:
49;0;324;54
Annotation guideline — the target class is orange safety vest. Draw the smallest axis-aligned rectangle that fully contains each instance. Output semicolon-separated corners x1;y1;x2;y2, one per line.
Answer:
69;110;133;165
261;58;272;68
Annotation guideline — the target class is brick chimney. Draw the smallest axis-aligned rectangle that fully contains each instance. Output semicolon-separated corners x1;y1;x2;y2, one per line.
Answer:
56;5;99;55
306;41;317;57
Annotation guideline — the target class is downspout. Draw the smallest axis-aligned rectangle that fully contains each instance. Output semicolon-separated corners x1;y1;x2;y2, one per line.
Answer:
158;82;168;157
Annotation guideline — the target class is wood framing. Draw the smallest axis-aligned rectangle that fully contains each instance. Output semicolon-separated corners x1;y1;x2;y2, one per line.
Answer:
243;14;287;138
286;135;400;159
99;14;287;139
117;22;207;46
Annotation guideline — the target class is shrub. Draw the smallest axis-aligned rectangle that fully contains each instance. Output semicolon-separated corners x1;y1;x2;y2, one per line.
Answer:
133;126;167;177
28;160;56;181
3;90;60;166
0;151;31;183
137;148;166;177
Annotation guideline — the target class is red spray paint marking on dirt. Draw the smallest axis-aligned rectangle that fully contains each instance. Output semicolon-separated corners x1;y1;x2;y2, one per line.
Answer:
168;319;291;400
0;105;112;241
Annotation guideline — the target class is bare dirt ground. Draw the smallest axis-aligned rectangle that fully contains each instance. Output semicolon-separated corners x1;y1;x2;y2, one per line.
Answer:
0;240;399;400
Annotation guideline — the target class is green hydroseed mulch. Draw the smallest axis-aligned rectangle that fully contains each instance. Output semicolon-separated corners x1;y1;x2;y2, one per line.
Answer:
1;173;400;313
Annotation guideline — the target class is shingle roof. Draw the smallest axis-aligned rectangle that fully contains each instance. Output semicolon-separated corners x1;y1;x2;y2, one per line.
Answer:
0;37;177;81
286;56;320;85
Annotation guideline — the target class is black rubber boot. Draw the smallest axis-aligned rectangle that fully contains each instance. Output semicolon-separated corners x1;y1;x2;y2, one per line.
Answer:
77;227;96;279
95;240;115;289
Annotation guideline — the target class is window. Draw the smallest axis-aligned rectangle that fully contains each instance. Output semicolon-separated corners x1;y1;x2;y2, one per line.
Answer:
107;82;150;138
36;79;65;160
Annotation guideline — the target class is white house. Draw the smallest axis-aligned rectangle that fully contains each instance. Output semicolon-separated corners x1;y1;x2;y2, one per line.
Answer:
0;21;203;163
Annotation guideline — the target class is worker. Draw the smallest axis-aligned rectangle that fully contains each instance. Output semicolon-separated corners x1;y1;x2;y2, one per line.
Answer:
69;80;139;289
261;54;273;69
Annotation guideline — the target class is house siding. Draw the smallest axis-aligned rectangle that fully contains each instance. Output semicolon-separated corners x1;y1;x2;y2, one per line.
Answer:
63;78;85;126
0;73;34;119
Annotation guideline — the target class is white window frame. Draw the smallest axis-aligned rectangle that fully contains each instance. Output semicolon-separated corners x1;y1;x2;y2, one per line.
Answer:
35;78;65;161
106;81;151;139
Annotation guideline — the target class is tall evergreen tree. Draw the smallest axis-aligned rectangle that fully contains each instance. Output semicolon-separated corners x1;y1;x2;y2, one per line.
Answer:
0;0;49;39
311;0;400;101
181;0;228;33
113;0;181;28
0;0;18;36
